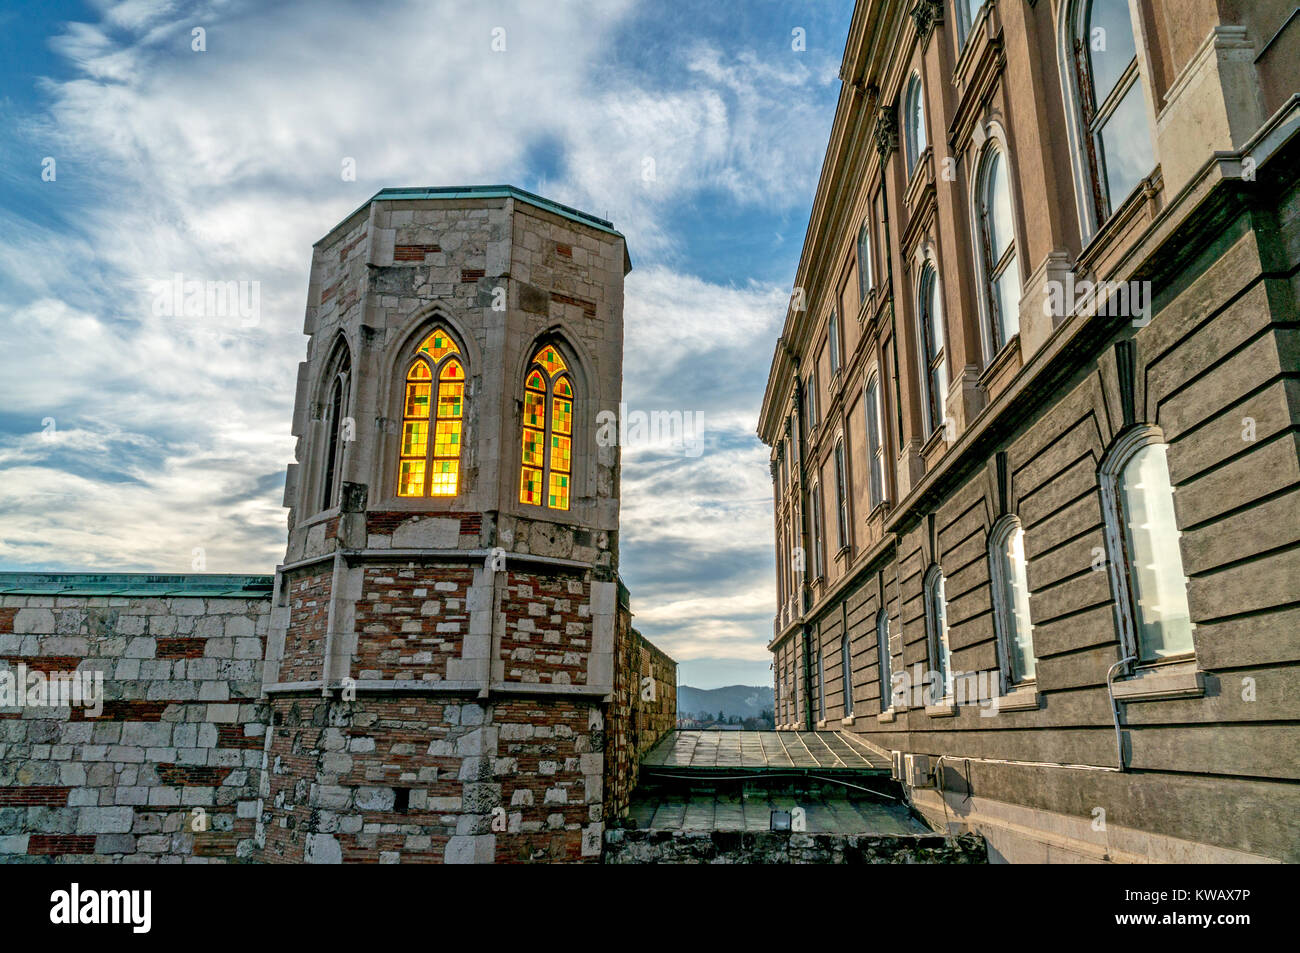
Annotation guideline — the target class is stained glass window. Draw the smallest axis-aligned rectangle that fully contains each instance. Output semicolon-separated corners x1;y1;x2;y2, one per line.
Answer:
519;345;575;511
398;328;466;497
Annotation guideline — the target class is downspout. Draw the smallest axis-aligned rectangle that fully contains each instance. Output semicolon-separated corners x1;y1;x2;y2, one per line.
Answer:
1106;656;1137;771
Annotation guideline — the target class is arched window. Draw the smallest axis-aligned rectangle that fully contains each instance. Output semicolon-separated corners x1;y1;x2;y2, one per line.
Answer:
833;437;850;550
1100;429;1195;663
918;263;948;436
857;222;873;300
815;641;827;723
320;345;351;511
809;481;825;581
989;516;1037;686
976;144;1022;354
865;372;885;509
397;328;465;498
828;310;841;374
520;344;574;511
841;629;854;718
876;608;892;712
904;74;928;177
924;566;953;700
1069;0;1156;228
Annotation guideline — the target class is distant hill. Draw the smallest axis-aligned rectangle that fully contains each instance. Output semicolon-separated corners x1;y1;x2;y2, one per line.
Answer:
678;684;774;722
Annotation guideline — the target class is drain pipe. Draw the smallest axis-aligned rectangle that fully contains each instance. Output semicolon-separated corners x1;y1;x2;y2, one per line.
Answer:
1106;656;1138;771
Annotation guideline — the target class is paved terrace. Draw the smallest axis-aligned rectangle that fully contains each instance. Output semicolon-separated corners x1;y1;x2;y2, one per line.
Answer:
640;729;893;774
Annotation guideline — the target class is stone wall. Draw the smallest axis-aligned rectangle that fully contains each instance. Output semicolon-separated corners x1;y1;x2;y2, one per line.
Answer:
603;828;987;864
606;598;678;818
0;581;269;863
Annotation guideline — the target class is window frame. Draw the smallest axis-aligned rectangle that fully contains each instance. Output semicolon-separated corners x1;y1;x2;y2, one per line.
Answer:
841;629;854;718
924;565;954;701
519;343;575;511
876;608;893;713
395;327;467;500
988;515;1038;690
955;0;986;50
828;310;841;375
857;221;873;302
865;371;886;510
833;437;850;552
1099;426;1197;667
917;262;948;437
904;73;928;178
809;481;825;582
1058;0;1159;241
972;139;1023;360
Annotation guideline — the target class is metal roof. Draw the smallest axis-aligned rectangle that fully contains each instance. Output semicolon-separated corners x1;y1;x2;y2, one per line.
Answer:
0;572;274;598
641;730;892;774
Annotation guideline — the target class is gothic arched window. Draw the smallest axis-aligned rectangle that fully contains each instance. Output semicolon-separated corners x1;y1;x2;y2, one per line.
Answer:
397;328;465;498
520;344;574;511
320;345;351;512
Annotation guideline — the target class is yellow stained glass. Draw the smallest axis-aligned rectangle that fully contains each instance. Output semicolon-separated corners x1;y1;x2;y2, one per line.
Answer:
526;369;545;391
548;471;570;510
401;420;428;457
408;361;431;381
522;428;544;468
434;419;462;457
429;459;459;496
550;434;572;474
418;330;460;362
398;459;425;497
441;358;463;382
520;467;543;505
556;377;573;398
534;346;566;378
553;398;572;436
437;382;463;418
524;391;545;429
405;382;431;418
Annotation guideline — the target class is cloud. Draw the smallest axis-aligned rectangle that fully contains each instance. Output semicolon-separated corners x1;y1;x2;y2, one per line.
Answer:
0;0;842;685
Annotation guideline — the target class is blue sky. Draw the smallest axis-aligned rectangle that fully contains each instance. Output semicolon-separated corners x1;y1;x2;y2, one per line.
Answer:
0;0;851;689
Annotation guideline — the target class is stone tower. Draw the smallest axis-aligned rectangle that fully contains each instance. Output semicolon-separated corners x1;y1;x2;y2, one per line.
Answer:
256;185;653;863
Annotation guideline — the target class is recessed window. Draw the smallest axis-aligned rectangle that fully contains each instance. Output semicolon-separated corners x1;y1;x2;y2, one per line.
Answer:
956;0;986;47
857;222;873;300
1072;0;1156;224
918;264;948;437
519;345;574;510
805;372;818;431
320;346;351;512
810;483;825;580
976;145;1022;353
834;439;850;551
397;328;465;498
841;630;854;718
989;517;1037;686
816;643;827;722
865;375;885;509
876;608;892;712
924;566;953;699
829;310;841;374
904;74;928;177
1101;430;1196;663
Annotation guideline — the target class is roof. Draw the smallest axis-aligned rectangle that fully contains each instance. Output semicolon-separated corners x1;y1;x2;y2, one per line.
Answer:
0;572;274;598
641;730;892;774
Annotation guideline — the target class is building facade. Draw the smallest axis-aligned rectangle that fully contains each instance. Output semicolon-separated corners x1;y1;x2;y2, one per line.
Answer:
760;0;1300;862
0;186;676;864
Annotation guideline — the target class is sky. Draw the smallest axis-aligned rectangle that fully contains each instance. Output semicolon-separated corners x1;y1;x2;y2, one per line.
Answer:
0;0;852;690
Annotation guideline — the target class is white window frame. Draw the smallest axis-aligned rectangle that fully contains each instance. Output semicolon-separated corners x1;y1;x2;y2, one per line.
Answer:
988;515;1037;690
924;565;954;700
916;257;949;438
876;608;893;713
857;221;873;301
1099;426;1197;666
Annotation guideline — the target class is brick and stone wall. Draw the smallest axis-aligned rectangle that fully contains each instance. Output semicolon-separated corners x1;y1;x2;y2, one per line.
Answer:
603;829;987;864
606;602;677;818
0;586;269;863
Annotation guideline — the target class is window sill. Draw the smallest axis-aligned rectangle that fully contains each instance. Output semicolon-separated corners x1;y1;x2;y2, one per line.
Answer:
841;716;855;726
996;684;1041;712
816;719;828;729
877;709;896;724
1112;660;1204;702
925;700;957;718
